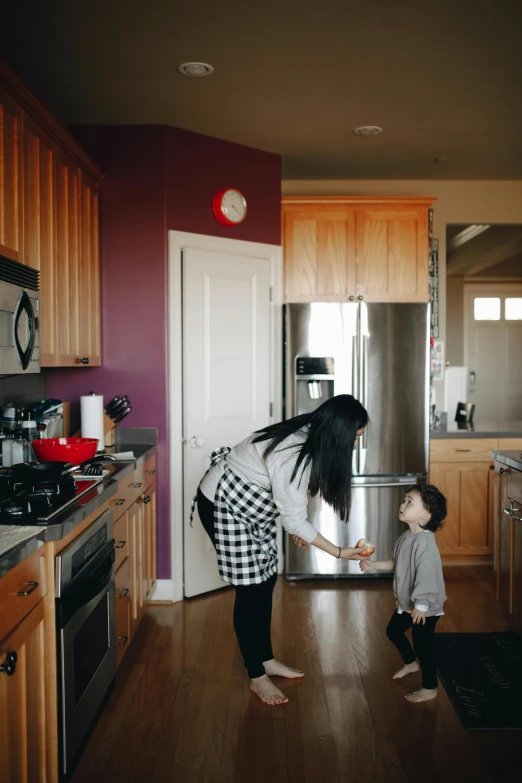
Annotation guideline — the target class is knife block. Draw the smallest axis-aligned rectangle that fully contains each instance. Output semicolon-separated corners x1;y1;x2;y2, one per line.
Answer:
73;413;116;448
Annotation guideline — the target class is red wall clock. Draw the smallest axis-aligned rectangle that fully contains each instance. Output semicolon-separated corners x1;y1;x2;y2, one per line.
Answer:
212;188;247;226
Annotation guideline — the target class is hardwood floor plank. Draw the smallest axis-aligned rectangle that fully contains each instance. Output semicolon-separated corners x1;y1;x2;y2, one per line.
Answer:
71;567;520;783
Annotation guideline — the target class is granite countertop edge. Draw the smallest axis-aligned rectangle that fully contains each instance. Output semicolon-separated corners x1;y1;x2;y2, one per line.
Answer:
0;441;156;578
430;429;522;440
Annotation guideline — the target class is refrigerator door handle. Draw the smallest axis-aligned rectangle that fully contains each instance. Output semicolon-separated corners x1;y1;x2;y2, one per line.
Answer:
353;481;418;488
361;334;369;448
352;333;360;473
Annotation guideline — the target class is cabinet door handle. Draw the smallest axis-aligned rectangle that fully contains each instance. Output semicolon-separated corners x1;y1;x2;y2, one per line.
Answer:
130;482;142;489
116;587;129;597
143;495;151;504
456;449;471;452
504;508;522;522
0;651;17;675
114;541;126;549
110;498;126;506
117;635;129;647
17;581;39;596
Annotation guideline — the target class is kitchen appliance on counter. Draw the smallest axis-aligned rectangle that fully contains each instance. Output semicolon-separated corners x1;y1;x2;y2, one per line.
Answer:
285;302;430;579
0;255;40;375
55;509;116;777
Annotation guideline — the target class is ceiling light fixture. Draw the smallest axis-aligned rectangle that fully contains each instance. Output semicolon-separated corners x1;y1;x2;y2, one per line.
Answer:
178;62;214;77
353;126;383;137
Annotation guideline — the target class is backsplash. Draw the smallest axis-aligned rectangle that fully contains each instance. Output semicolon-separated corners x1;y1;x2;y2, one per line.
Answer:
0;374;47;410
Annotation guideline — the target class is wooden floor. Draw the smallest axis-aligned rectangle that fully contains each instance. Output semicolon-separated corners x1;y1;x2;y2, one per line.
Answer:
72;567;520;783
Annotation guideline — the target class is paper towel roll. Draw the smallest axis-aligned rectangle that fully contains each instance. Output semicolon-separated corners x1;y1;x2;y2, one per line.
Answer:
80;394;105;452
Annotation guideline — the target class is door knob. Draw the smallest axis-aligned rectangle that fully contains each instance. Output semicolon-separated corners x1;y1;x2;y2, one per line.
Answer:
189;436;206;448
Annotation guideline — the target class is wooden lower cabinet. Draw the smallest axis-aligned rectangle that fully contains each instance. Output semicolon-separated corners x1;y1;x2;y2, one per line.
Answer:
496;463;522;635
0;599;47;783
429;460;494;556
115;556;131;667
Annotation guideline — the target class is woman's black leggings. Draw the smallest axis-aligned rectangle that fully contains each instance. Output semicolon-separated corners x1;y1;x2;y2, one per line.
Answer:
197;489;276;679
386;610;440;689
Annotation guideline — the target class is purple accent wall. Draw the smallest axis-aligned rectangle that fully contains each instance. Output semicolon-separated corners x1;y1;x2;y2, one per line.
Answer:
46;124;281;579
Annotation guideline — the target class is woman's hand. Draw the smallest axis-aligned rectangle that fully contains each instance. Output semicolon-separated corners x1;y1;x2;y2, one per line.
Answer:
292;535;309;550
340;546;364;560
359;559;376;572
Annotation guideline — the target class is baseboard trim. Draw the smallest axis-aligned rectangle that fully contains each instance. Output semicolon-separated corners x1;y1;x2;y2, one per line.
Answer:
149;579;176;603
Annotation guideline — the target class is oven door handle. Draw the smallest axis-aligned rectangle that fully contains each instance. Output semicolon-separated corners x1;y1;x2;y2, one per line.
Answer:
57;550;115;629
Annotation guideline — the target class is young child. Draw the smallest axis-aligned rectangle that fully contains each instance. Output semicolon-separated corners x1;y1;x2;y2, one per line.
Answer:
360;484;447;703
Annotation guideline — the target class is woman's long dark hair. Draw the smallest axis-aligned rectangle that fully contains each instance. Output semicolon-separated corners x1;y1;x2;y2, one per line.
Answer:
253;394;368;522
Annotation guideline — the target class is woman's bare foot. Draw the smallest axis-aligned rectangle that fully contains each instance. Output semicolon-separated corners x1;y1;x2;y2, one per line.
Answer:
405;687;437;703
250;674;289;705
392;661;420;679
263;658;305;679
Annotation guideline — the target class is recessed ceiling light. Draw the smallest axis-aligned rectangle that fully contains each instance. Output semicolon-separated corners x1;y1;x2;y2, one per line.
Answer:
178;62;214;77
353;126;383;137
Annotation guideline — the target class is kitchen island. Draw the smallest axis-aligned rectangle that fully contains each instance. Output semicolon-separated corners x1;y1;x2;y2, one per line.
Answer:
492;449;522;636
429;428;522;564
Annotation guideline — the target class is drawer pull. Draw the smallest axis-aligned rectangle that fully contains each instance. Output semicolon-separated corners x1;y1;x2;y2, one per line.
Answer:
116;587;129;598
111;498;126;506
17;581;39;596
504;508;522;522
0;651;17;676
114;541;126;549
456;449;472;452
130;482;143;489
142;495;151;505
147;469;156;475
117;635;128;647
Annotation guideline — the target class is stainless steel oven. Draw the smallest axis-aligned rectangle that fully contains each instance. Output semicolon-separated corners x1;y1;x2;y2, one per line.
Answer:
0;254;40;374
56;509;116;777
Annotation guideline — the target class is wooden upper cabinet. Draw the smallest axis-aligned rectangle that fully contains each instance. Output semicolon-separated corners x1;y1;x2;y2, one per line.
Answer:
1;56;102;367
0;84;23;262
23;115;57;362
78;172;101;366
282;197;435;303
53;149;81;366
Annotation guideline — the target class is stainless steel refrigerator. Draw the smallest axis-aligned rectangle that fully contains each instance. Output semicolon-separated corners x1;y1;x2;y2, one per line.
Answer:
284;302;430;578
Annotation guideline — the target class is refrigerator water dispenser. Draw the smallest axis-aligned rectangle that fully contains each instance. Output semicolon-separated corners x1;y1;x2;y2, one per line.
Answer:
295;356;334;415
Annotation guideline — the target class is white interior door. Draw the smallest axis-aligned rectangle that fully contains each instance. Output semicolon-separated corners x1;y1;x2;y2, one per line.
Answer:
464;283;522;423
182;245;274;597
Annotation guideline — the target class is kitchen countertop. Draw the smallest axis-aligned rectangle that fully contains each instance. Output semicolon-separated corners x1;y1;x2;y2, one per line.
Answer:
430;421;522;439
0;429;157;578
492;450;522;472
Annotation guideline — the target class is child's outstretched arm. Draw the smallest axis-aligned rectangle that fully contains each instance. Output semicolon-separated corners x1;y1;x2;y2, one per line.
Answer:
360;558;394;572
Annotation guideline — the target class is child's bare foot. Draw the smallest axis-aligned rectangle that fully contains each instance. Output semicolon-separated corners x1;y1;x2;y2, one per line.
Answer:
405;687;437;703
263;658;305;679
392;661;420;679
250;674;289;705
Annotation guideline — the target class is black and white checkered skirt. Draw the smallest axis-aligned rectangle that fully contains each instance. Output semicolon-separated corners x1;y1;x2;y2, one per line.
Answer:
191;448;279;586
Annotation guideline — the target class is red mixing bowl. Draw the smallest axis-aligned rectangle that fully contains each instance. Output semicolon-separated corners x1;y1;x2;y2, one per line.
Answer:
31;437;99;463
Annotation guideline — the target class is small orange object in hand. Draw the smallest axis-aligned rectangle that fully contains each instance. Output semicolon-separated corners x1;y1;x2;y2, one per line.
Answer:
356;538;376;557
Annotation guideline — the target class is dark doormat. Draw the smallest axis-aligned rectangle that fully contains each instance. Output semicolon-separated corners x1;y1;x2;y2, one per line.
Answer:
434;632;522;730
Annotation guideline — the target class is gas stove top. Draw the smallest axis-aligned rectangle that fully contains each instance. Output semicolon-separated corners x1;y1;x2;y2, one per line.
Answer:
0;468;107;525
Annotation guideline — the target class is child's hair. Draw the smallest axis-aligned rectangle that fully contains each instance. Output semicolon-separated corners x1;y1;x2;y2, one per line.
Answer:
407;484;447;533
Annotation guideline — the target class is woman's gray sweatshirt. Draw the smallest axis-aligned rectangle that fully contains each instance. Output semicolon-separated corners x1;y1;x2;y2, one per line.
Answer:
393;530;447;617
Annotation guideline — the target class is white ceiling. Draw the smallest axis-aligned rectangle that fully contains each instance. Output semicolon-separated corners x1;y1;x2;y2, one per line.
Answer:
2;0;522;180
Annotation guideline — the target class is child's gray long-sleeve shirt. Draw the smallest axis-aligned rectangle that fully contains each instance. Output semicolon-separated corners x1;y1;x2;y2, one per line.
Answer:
393;530;447;617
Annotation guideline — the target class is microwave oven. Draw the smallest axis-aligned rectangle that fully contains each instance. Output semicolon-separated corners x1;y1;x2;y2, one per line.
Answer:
0;255;40;375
